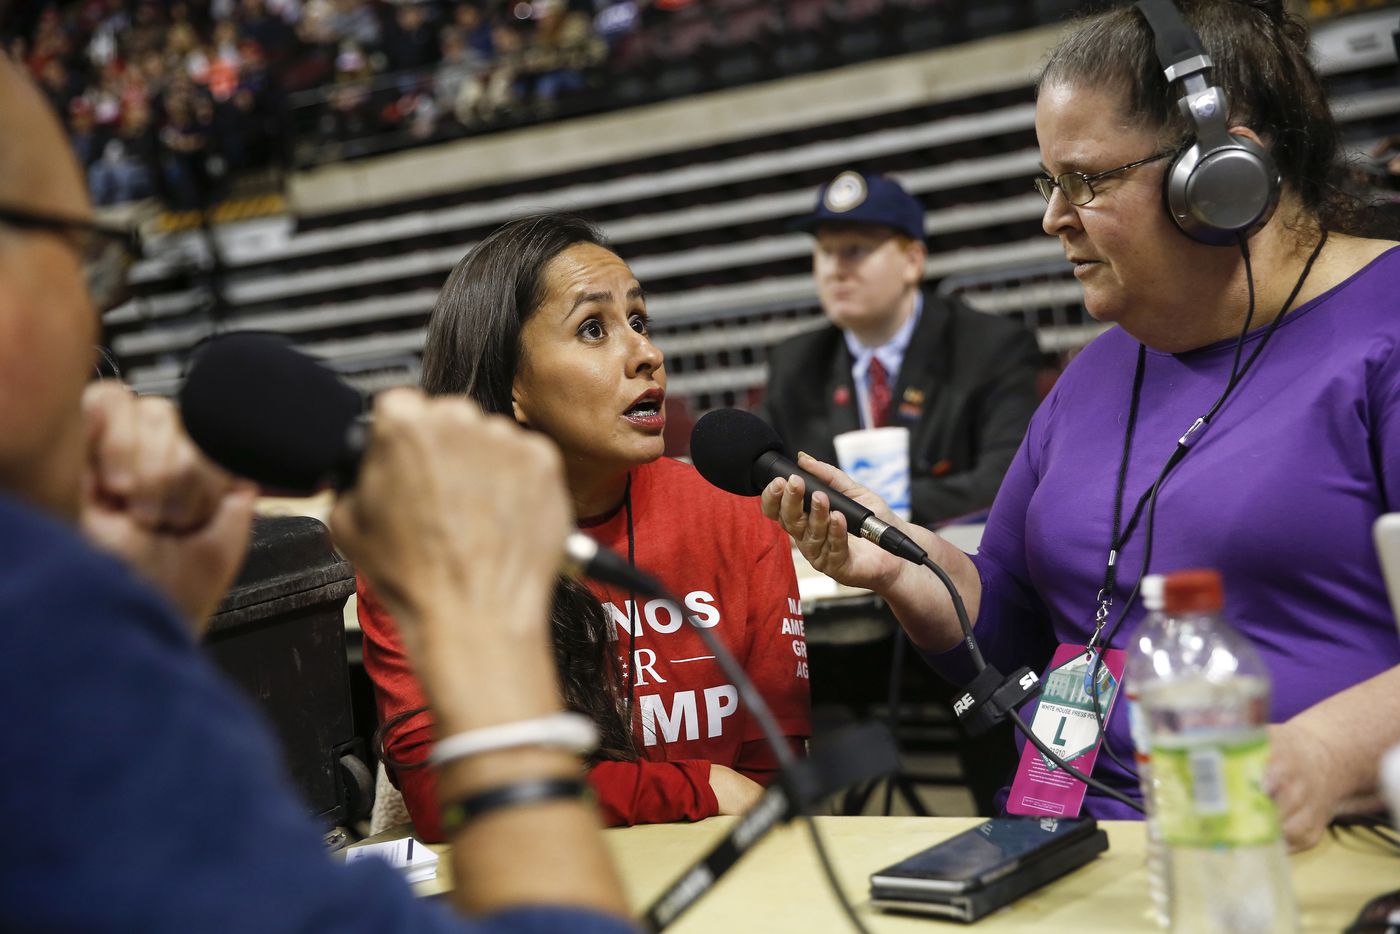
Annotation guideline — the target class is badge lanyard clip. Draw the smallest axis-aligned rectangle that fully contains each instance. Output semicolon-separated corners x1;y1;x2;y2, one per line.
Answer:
1086;557;1115;660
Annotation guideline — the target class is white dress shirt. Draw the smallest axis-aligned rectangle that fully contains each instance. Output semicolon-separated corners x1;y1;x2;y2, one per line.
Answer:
843;293;923;429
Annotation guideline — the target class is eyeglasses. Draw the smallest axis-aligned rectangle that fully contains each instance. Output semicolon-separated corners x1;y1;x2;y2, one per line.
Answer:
0;205;141;313
1033;150;1175;207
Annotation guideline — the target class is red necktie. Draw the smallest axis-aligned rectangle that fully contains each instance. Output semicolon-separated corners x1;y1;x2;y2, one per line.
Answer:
867;357;892;429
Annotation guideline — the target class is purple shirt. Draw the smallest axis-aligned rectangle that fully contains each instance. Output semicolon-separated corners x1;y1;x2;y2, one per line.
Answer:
928;246;1400;818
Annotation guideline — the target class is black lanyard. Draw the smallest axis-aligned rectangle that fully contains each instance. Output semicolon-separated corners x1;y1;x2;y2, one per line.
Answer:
1087;230;1330;653
623;474;637;724
1092;345;1149;645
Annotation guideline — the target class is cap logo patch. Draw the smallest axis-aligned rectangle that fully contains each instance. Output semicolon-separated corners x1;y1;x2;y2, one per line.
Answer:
823;172;867;213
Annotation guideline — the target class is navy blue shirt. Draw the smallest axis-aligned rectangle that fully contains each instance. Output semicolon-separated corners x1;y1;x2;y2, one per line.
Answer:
0;495;637;934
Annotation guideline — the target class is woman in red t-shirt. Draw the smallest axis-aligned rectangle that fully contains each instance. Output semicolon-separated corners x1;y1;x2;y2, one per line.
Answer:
359;213;810;839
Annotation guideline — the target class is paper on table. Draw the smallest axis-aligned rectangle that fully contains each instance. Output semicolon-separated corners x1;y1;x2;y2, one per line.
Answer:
344;837;440;884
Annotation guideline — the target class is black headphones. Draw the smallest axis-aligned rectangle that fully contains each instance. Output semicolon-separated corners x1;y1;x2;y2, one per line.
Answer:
1135;0;1281;245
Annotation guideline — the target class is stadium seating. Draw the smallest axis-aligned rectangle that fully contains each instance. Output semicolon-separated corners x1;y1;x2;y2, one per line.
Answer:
105;10;1400;448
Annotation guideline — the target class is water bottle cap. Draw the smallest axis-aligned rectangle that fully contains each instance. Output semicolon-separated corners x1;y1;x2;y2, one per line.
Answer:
1139;574;1165;612
1163;568;1224;613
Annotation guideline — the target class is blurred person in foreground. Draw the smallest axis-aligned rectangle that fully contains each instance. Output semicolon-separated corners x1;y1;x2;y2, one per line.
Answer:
359;213;810;840
762;0;1400;851
759;170;1042;528
0;56;634;933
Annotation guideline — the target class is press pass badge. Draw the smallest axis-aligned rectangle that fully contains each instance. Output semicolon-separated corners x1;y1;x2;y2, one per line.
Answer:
1006;644;1127;818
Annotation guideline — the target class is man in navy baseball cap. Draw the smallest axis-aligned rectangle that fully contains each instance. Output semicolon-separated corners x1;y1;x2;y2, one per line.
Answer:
759;166;1040;528
760;167;1040;815
789;170;927;350
793;169;925;243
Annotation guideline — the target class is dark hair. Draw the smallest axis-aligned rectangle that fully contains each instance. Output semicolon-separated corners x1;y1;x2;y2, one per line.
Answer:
1038;0;1380;236
421;212;610;404
393;213;636;766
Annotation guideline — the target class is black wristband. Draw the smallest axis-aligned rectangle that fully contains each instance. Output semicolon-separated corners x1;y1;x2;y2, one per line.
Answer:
441;777;588;834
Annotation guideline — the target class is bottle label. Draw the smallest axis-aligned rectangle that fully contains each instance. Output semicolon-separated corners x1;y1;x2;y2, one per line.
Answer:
1152;732;1281;847
1126;696;1149;757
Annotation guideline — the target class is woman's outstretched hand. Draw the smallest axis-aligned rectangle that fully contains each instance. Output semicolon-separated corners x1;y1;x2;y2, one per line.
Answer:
759;451;908;594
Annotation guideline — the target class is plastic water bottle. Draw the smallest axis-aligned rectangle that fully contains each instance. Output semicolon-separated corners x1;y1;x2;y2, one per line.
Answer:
1136;569;1298;934
1382;743;1400;828
1124;573;1171;928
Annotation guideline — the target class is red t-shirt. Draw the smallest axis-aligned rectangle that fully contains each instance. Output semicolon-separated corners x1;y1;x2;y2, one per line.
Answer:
358;457;810;839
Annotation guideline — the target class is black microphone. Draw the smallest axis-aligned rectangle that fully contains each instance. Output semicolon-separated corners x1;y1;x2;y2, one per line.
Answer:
689;408;928;565
178;332;662;596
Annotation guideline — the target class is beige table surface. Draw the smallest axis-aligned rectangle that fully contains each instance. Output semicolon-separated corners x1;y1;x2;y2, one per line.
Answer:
354;816;1396;932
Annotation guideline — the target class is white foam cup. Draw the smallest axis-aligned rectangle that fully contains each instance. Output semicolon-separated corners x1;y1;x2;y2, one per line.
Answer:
832;426;911;521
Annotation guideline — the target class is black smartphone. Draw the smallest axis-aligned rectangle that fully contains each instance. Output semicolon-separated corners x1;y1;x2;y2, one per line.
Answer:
869;816;1100;897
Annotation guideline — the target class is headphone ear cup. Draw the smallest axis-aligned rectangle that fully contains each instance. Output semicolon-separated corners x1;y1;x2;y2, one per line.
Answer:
1165;134;1281;245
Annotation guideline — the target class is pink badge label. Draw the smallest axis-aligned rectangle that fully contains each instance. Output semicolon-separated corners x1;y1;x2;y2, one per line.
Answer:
1006;644;1126;818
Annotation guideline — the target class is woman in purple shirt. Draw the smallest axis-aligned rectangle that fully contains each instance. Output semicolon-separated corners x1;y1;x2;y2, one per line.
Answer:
762;0;1400;850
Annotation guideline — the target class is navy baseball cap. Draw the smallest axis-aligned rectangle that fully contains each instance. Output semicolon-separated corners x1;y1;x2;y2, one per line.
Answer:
793;171;924;241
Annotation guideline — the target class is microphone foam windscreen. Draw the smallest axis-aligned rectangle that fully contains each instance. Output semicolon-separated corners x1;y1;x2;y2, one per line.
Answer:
179;332;364;494
689;408;784;496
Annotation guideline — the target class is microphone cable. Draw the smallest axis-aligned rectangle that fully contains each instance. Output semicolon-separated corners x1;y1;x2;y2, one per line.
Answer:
633;577;875;934
917;554;1145;813
1329;815;1400;857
